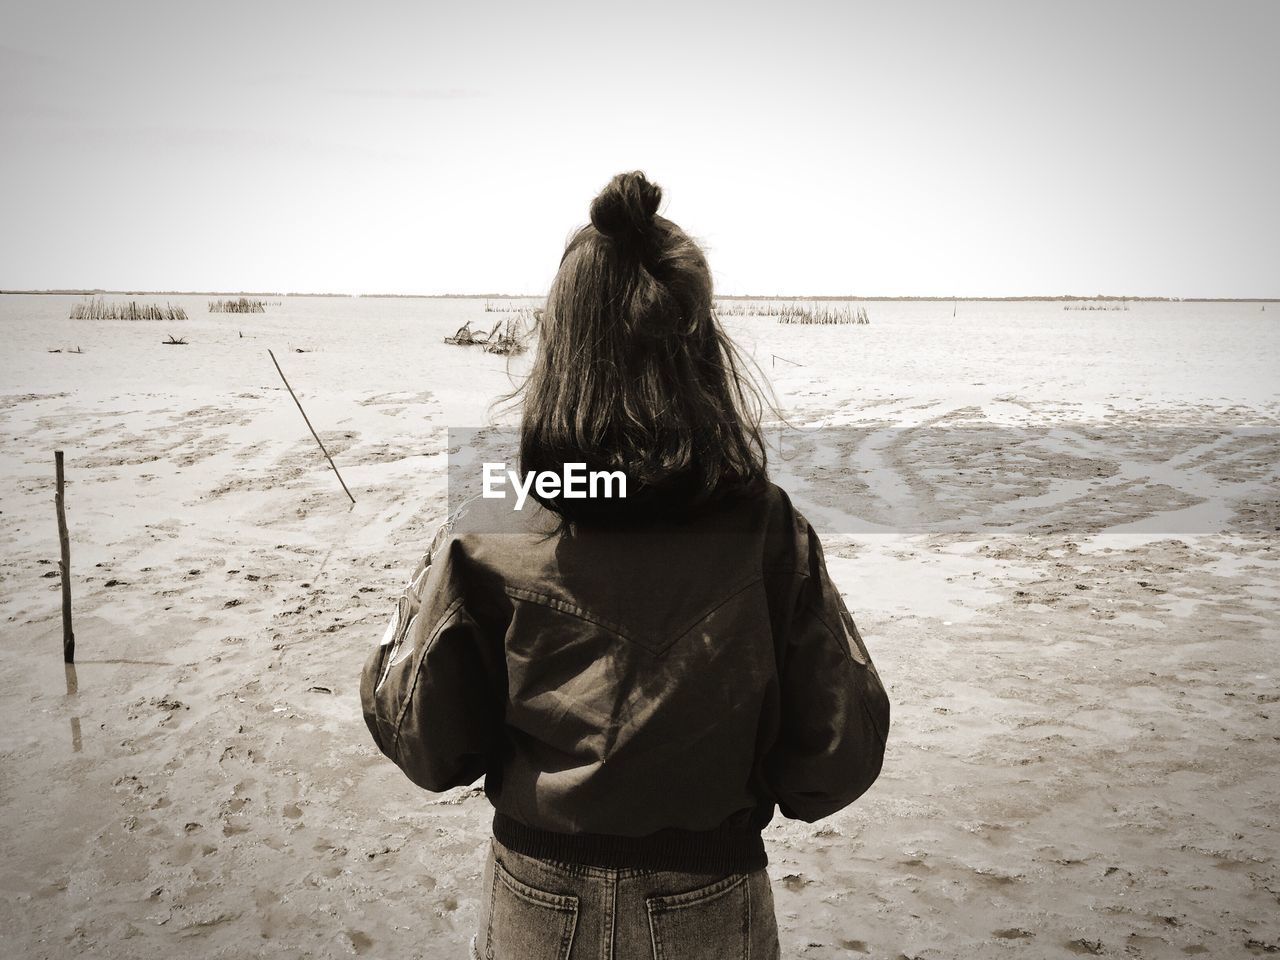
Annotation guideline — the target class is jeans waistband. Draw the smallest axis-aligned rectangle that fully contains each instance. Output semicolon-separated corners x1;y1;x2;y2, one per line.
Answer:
491;811;769;874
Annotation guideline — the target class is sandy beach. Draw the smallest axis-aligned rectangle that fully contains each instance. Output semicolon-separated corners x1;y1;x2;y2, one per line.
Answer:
1;294;1277;959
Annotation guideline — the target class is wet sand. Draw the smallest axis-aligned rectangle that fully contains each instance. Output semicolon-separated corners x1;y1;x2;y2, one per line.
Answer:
1;296;1277;958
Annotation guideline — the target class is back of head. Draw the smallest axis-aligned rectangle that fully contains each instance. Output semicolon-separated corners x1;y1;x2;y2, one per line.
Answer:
520;171;769;523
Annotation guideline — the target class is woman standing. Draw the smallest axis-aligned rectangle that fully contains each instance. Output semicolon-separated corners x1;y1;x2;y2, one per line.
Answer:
361;171;890;960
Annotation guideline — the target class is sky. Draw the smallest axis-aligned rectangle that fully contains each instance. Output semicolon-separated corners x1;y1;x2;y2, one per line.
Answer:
1;0;1276;297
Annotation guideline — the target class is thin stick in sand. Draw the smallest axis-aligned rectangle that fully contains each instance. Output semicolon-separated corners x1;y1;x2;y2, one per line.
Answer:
54;450;75;663
267;349;356;505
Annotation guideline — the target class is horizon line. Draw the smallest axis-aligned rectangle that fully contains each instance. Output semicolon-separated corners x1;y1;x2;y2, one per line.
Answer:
1;289;1277;303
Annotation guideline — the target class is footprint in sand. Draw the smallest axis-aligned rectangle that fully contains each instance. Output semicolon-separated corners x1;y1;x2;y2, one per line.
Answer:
347;930;374;955
992;929;1034;940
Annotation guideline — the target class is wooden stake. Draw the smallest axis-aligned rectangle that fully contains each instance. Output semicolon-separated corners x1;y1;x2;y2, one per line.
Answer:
55;450;75;663
268;349;356;504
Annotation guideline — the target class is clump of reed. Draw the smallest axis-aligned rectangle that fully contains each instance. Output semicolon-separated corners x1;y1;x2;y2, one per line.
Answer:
772;303;868;325
1063;300;1129;311
715;300;869;325
209;297;266;313
485;317;528;355
70;297;187;321
485;300;545;313
445;307;540;354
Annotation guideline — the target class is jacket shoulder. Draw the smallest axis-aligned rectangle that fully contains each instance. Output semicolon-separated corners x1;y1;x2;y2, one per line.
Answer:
754;481;817;574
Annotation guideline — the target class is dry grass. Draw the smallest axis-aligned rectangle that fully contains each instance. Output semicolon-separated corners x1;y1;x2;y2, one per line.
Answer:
446;308;540;354
484;300;544;313
209;297;266;313
70;297;188;321
1063;301;1130;311
715;300;870;325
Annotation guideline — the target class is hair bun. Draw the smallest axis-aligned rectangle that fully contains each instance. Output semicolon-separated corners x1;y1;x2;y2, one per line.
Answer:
589;171;661;242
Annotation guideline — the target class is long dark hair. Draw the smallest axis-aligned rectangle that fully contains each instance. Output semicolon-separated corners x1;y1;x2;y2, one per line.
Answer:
518;171;770;523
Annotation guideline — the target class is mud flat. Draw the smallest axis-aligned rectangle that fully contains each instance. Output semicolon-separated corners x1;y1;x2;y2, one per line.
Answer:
1;295;1277;958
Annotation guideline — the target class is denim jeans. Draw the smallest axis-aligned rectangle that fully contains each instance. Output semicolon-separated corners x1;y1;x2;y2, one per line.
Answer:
471;838;781;960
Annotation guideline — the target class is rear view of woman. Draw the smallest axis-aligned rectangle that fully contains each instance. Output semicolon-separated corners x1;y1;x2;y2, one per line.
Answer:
361;171;890;959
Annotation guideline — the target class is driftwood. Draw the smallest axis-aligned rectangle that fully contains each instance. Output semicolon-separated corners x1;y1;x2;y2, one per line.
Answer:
444;321;478;345
447;319;503;345
447;312;536;354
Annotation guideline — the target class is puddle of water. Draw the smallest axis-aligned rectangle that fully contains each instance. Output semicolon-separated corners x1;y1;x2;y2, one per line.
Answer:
826;540;1029;623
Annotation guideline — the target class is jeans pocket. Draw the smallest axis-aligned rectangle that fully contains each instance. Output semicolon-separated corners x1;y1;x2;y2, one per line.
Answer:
646;873;750;960
483;856;579;960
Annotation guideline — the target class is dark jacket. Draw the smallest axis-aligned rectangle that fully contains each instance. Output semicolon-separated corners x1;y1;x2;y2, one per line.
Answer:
360;482;889;873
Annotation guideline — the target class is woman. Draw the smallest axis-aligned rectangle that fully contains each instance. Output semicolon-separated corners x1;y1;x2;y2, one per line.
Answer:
361;172;890;960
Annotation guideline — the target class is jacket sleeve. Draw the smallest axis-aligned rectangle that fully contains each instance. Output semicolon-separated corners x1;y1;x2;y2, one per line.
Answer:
360;521;504;793
765;523;890;822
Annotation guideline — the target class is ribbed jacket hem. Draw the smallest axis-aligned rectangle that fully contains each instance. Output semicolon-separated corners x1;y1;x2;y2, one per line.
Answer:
492;812;768;874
